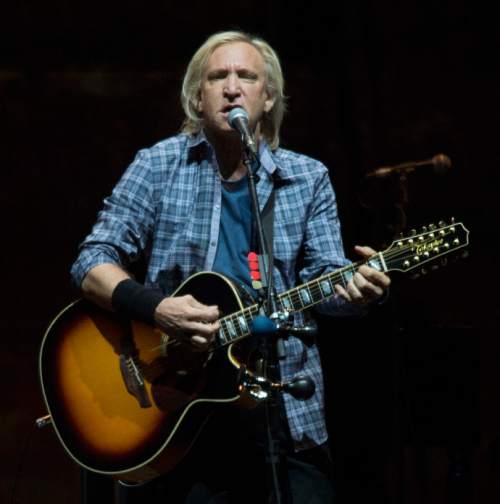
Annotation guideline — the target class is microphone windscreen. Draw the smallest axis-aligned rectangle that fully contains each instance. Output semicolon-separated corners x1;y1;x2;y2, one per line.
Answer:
432;153;452;175
227;107;248;128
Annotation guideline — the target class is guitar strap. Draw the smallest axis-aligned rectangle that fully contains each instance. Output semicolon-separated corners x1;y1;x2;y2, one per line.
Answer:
250;188;275;290
261;188;275;264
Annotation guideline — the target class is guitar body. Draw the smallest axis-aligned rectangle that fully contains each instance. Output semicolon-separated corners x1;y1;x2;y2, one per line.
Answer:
39;272;252;483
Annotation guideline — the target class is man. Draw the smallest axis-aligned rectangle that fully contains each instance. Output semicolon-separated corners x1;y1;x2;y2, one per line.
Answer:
71;31;390;503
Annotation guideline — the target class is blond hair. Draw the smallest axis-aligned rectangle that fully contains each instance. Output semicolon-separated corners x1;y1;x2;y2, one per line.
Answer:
180;31;286;150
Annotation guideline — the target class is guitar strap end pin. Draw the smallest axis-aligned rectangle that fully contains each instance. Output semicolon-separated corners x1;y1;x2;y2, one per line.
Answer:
35;414;52;429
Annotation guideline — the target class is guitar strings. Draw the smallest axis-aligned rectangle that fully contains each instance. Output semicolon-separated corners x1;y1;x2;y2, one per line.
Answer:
141;226;465;364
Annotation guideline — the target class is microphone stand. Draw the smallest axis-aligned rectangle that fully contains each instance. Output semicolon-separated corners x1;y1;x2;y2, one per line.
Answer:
229;111;317;500
242;148;291;504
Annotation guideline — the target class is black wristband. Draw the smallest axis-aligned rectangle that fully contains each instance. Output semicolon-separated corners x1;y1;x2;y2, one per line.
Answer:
111;279;164;326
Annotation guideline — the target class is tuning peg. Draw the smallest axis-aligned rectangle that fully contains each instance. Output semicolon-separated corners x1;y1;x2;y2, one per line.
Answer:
438;220;446;227
410;229;417;236
440;258;448;266
451;217;455;223
420;267;428;275
411;273;421;280
421;226;428;233
428;223;436;230
461;250;469;259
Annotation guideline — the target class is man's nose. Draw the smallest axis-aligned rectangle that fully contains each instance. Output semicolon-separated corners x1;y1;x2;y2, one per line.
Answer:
223;74;241;97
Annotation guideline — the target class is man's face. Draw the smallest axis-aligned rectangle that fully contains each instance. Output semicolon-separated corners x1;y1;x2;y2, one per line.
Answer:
197;42;275;137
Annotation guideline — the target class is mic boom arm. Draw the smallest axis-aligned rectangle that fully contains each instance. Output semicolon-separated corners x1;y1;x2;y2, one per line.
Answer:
366;153;452;179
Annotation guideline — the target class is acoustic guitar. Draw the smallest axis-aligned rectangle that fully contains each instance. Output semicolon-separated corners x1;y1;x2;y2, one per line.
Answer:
38;220;469;483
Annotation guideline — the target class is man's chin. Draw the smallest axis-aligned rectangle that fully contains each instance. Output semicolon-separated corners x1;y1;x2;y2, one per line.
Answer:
205;124;240;139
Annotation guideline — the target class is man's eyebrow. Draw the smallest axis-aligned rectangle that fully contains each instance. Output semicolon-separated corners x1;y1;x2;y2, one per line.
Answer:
238;69;259;77
206;66;260;77
206;68;227;76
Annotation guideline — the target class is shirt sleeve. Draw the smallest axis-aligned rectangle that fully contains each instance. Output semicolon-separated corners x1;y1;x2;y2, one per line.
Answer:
70;149;156;289
298;164;363;317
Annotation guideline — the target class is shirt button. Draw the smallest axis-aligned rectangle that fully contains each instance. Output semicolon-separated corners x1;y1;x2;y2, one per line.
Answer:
211;241;216;246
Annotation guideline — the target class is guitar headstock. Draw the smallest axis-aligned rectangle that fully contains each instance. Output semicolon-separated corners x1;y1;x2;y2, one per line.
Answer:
383;219;470;274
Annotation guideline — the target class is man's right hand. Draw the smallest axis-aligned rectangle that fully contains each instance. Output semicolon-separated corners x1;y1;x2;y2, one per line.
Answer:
154;295;220;351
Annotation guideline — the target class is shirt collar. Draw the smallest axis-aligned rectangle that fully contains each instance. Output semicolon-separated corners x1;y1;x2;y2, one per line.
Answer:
187;130;279;177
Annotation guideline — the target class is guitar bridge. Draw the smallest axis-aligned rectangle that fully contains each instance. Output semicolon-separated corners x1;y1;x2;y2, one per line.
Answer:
119;355;152;408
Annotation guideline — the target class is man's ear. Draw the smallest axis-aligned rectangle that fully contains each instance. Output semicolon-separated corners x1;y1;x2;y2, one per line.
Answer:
264;94;276;113
195;89;203;114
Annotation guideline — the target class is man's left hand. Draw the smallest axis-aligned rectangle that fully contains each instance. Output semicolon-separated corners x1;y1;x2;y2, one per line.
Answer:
334;245;391;305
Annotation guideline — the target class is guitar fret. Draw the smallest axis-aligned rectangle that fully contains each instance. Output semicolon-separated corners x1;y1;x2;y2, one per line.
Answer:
289;288;303;308
377;252;388;272
280;294;293;311
308;281;324;304
368;254;386;272
225;319;237;339
340;267;354;287
218;324;229;345
238;314;248;334
320;279;333;296
245;308;256;328
299;287;312;306
249;310;258;335
230;314;243;338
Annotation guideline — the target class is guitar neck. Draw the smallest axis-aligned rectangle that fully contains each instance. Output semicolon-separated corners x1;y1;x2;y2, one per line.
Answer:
215;220;469;348
215;256;384;347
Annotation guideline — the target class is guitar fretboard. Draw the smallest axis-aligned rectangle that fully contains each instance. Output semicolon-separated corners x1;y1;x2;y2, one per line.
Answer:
215;255;386;348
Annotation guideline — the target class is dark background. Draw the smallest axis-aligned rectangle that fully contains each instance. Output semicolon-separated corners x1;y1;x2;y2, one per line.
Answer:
1;1;498;502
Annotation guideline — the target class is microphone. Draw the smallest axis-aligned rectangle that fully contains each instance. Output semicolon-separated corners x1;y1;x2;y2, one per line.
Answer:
365;153;452;179
282;375;316;400
227;107;258;157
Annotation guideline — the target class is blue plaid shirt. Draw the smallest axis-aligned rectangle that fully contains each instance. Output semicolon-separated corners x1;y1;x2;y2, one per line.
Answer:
71;132;356;451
